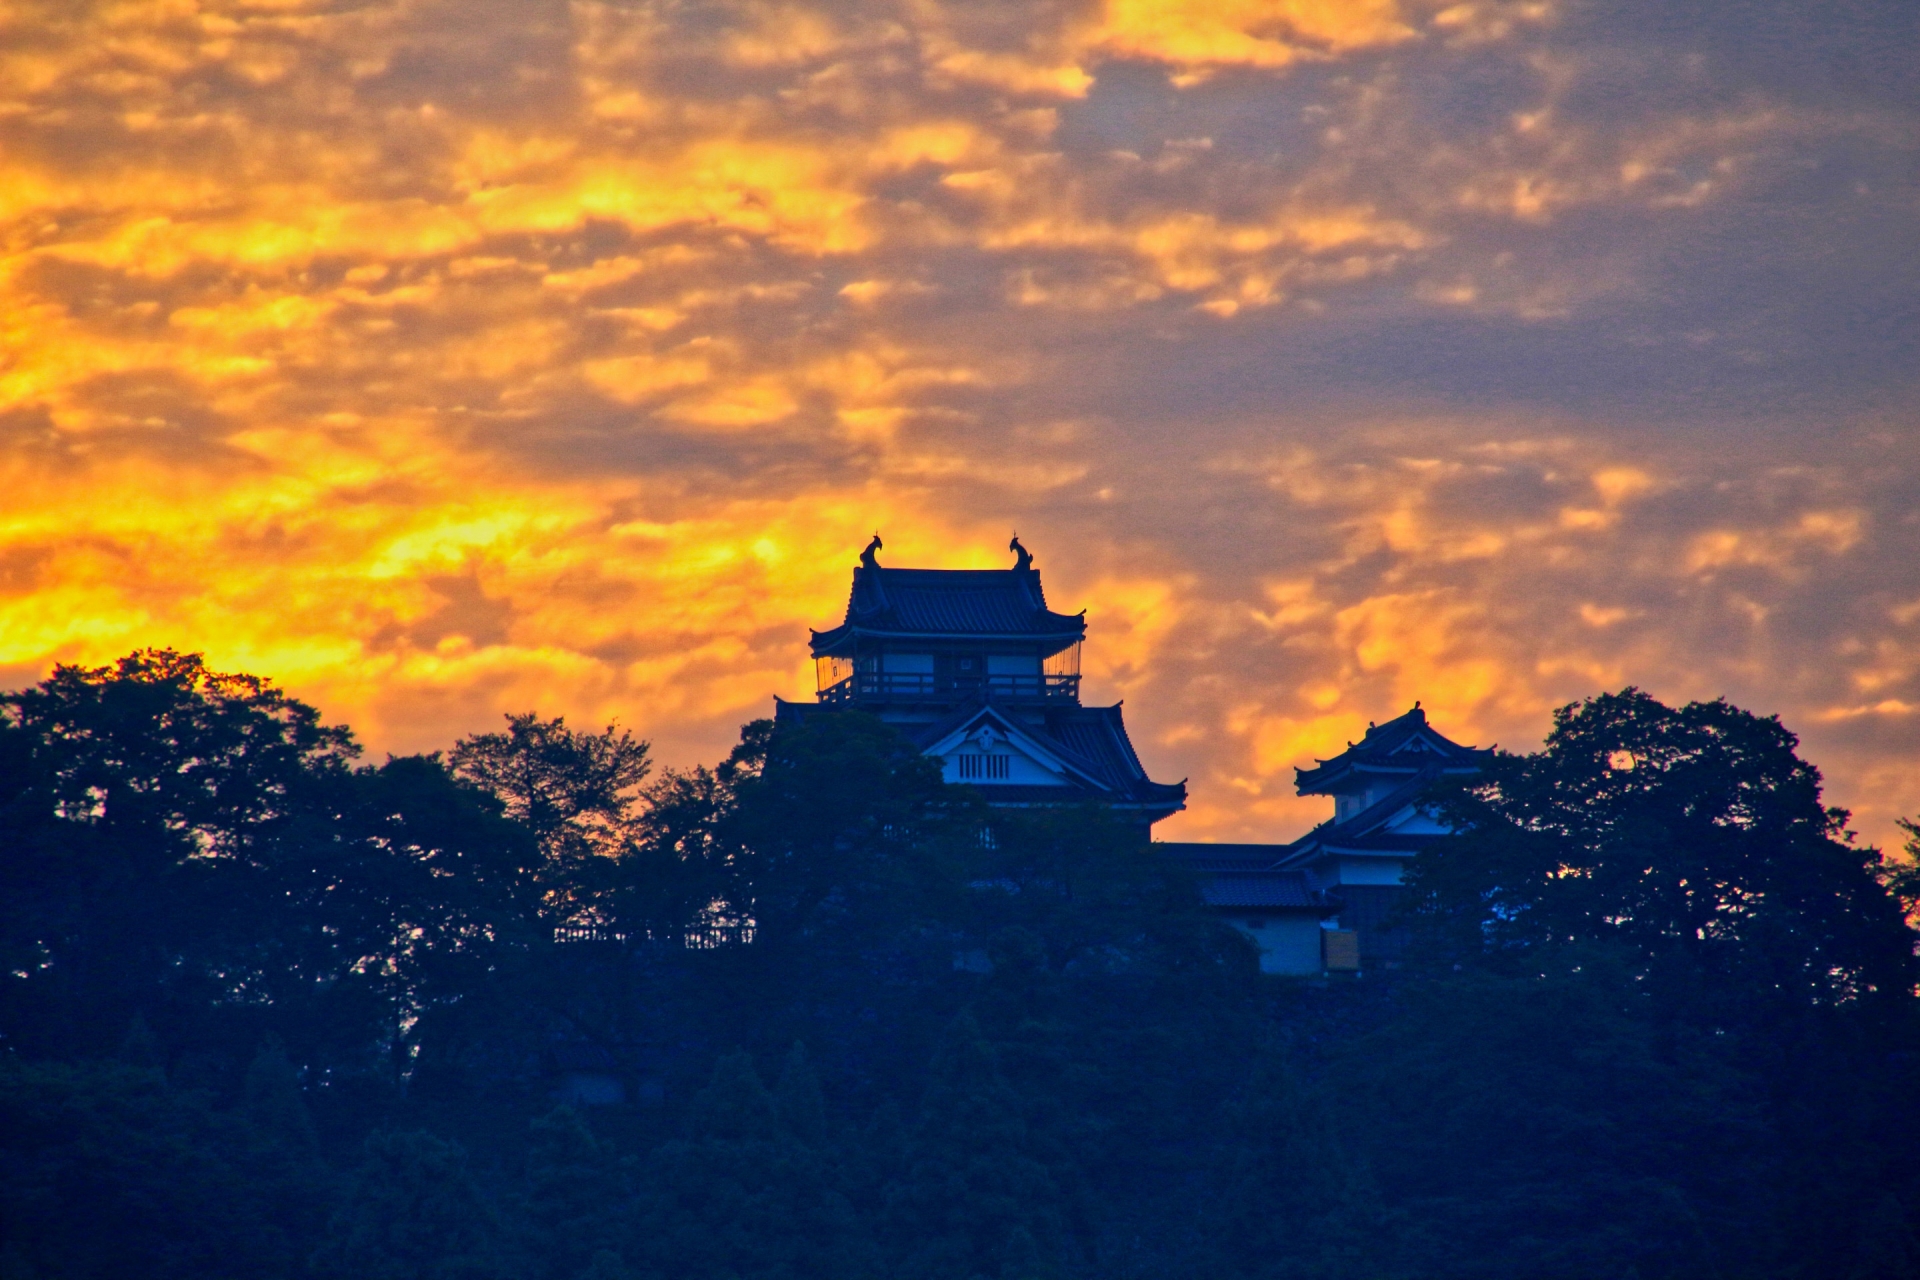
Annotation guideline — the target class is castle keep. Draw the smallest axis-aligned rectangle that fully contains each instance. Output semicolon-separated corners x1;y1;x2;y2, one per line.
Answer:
775;536;1186;829
781;538;1488;975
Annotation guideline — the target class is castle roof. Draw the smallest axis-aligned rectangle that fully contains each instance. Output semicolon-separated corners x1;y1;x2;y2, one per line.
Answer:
1293;705;1492;794
909;700;1185;813
774;694;1186;820
787;537;1181;826
810;563;1086;656
1270;706;1493;871
1154;845;1336;911
1151;710;1492;929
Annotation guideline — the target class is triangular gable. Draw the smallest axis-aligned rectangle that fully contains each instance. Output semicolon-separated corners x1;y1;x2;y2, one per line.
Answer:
1387;729;1449;756
1379;802;1451;836
922;705;1113;793
1337;773;1444;840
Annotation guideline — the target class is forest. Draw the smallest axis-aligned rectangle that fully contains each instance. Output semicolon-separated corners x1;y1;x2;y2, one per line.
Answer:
2;648;1917;1280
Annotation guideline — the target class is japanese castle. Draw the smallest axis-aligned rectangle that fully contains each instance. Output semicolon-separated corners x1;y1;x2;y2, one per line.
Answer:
779;537;1491;976
774;536;1187;827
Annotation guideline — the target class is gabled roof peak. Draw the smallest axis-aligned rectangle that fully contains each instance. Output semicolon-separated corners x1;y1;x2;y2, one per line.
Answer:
1294;705;1491;795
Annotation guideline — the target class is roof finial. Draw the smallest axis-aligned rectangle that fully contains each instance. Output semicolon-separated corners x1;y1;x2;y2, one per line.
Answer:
1009;533;1033;571
860;533;882;569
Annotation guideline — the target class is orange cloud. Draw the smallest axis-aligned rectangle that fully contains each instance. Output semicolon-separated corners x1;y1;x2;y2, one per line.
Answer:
1;0;1915;857
1094;0;1417;83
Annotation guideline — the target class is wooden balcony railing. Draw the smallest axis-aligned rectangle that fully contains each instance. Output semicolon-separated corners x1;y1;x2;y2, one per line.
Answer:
818;672;1080;704
553;922;755;949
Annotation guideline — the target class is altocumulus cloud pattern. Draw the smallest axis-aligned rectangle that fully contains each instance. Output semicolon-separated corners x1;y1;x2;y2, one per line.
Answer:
1;0;1916;843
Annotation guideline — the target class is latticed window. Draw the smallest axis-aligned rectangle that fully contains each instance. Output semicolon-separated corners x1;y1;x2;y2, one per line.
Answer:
956;754;1010;780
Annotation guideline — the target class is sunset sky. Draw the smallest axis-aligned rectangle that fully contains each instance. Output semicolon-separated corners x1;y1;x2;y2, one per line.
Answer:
3;0;1916;845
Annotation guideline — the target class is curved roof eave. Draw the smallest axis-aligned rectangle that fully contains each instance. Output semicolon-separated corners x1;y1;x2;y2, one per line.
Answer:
842;623;1085;641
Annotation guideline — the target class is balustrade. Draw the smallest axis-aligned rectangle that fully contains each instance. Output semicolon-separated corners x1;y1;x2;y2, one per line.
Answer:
818;671;1080;703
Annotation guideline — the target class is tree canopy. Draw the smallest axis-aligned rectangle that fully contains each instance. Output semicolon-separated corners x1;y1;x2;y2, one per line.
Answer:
1408;688;1917;1010
1;656;1915;1280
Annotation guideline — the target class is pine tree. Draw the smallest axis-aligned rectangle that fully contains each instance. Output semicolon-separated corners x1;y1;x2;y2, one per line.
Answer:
1215;1049;1383;1280
313;1130;517;1280
884;1012;1067;1280
632;1051;872;1280
524;1107;626;1280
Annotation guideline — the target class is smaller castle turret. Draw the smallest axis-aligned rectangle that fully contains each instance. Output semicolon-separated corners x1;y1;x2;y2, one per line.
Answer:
1160;705;1490;975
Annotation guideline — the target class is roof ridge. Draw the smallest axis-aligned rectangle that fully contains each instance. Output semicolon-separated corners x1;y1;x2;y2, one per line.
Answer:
1292;707;1492;793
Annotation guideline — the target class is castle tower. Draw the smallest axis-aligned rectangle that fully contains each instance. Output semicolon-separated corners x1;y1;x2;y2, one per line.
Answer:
1160;705;1491;975
774;536;1186;832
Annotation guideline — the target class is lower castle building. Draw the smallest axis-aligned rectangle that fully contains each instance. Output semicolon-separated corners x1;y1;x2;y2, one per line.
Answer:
1158;704;1492;975
778;538;1489;976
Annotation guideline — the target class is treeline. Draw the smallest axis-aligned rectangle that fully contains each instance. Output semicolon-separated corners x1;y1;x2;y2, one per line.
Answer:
1;649;1917;1280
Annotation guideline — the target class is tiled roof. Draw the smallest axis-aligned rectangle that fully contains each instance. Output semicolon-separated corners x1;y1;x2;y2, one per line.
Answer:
776;694;1185;817
1045;706;1146;794
1040;706;1185;807
1274;710;1492;872
1156;844;1328;909
1155;842;1290;872
904;700;1186;811
812;566;1085;653
1294;706;1492;794
1199;872;1326;910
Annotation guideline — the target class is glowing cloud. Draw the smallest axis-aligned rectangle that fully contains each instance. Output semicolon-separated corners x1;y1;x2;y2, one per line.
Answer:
1;0;1915;847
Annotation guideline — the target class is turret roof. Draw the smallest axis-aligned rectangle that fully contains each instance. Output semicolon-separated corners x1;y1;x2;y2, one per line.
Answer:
1265;706;1493;872
1293;705;1492;794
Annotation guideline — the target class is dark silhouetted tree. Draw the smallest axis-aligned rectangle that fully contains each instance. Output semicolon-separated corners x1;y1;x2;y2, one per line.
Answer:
633;1049;873;1280
0;1057;316;1280
314;1130;516;1280
0;649;357;1059
1214;1049;1382;1280
450;714;651;927
522;1107;628;1280
884;1012;1069;1280
1409;688;1917;1010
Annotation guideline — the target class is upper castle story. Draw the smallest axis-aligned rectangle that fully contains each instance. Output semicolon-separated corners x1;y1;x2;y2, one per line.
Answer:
809;535;1085;708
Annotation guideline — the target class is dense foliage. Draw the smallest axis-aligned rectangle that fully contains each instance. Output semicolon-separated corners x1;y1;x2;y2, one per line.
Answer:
1;654;1916;1279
